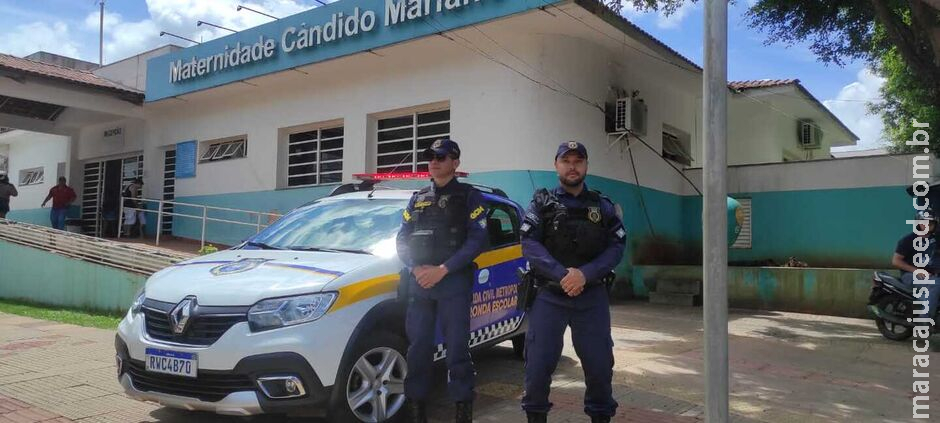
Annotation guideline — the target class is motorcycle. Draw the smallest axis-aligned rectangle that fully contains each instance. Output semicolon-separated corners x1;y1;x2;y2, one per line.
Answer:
868;271;937;341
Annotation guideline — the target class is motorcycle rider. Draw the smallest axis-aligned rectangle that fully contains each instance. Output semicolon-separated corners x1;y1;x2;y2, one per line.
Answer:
892;208;940;323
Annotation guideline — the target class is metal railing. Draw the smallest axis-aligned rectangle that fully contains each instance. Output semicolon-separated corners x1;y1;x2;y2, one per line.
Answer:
119;197;282;247
0;219;193;275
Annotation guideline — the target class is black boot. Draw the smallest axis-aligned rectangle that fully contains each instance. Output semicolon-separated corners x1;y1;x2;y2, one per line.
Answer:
455;401;473;423
408;400;427;423
590;415;611;423
526;412;547;423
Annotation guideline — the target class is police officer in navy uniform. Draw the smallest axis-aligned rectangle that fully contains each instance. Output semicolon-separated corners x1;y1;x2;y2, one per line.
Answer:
520;141;627;423
396;138;489;423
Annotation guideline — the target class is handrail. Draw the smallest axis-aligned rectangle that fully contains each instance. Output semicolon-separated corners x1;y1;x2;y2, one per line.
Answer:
0;218;193;275
119;197;282;247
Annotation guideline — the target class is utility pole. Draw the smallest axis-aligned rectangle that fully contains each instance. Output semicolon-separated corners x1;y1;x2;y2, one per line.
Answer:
703;0;729;422
99;0;105;66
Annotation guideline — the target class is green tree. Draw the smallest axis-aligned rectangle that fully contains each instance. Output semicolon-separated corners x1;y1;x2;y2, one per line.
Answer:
612;0;940;151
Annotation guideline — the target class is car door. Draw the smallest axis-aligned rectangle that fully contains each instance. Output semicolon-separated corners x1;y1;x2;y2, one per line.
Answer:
468;196;527;349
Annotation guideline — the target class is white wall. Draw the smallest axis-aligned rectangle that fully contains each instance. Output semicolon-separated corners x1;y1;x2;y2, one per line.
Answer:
684;153;917;193
93;45;182;92
0;130;70;209
133;12;701;201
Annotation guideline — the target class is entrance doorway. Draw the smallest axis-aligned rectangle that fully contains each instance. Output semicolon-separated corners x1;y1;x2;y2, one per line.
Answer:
81;155;142;237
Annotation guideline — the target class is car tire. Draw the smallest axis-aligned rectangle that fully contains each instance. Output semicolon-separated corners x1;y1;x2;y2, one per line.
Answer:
329;332;409;423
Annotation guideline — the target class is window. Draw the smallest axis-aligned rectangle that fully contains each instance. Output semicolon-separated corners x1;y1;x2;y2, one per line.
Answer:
662;125;692;166
18;167;43;186
200;137;246;163
731;198;752;249
287;126;344;187
376;108;450;173
485;202;520;249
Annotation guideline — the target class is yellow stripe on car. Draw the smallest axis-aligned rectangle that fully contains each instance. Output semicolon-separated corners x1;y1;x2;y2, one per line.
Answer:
332;273;400;312
330;245;524;312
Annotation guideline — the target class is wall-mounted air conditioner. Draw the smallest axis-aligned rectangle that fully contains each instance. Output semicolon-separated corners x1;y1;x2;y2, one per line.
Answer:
607;96;647;136
798;119;822;149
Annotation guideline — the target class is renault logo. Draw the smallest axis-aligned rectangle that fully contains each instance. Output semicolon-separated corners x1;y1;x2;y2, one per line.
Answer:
169;297;196;335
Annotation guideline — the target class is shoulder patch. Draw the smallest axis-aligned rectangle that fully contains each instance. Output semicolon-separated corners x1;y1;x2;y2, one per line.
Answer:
403;209;412;222
470;205;485;220
521;222;532;233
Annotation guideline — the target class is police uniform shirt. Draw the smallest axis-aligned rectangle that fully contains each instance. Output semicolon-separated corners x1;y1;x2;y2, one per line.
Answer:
520;184;626;286
396;178;489;298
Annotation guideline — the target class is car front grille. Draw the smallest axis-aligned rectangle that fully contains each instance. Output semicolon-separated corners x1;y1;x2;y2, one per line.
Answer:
125;359;255;402
142;299;249;346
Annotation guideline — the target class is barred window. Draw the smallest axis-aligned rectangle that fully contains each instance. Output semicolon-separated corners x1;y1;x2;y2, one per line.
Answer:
200;138;246;163
18;167;44;186
287;126;344;187
376;109;450;173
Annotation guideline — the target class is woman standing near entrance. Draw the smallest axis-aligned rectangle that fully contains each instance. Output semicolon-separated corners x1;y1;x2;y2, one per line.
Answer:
0;174;17;219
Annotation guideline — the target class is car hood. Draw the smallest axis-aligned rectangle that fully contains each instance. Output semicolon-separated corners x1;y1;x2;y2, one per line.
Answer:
144;249;382;306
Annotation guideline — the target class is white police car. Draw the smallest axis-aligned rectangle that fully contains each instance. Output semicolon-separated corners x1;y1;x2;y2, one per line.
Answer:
115;174;528;422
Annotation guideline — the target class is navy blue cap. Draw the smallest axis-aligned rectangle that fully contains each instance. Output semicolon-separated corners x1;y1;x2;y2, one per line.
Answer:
555;141;588;160
422;138;461;160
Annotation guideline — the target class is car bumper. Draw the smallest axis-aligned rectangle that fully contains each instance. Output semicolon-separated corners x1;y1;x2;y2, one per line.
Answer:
115;334;332;417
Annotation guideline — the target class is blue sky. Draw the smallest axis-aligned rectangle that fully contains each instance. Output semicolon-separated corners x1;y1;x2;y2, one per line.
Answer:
0;0;885;149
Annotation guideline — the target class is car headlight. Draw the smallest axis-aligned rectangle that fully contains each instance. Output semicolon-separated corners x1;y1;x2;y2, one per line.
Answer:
130;289;146;315
248;293;337;332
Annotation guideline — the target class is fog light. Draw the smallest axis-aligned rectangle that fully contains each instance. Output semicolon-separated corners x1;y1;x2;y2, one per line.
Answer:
257;376;306;399
115;355;124;379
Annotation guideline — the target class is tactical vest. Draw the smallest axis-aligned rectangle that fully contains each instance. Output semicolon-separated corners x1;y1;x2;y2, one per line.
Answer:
407;183;471;266
539;188;609;269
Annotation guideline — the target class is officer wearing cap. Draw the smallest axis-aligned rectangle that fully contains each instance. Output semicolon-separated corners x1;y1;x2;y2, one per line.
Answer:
396;138;489;423
520;141;627;423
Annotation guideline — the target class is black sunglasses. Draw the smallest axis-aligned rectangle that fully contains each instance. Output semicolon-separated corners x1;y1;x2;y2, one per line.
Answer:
429;154;456;162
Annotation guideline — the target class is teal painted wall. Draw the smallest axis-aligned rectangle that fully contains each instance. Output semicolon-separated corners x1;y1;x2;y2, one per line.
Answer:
632;265;882;318
682;185;911;268
0;240;146;313
6;206;81;227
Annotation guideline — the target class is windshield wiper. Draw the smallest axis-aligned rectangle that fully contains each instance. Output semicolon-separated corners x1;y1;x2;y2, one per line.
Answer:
243;241;282;250
289;246;372;255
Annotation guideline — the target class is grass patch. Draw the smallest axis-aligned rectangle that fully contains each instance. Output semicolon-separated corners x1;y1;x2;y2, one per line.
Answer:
0;299;123;329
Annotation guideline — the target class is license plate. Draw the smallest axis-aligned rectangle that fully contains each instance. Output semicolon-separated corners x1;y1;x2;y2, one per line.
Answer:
145;348;197;378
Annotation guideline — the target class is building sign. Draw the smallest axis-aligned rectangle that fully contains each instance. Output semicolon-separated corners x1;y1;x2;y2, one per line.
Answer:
147;0;562;101
175;140;197;179
103;126;124;143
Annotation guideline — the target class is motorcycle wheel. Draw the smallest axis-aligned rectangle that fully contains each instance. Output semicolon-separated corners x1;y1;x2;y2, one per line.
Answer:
875;296;914;341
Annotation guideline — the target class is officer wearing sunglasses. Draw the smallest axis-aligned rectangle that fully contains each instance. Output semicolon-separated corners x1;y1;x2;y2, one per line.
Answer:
396;138;489;423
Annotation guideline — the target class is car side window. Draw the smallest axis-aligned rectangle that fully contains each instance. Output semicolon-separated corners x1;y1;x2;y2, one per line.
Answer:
485;201;520;249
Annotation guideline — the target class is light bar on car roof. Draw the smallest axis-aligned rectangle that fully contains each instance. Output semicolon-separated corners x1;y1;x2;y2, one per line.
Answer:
353;172;469;181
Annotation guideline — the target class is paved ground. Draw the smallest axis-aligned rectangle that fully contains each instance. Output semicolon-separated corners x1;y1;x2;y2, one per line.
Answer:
0;302;936;422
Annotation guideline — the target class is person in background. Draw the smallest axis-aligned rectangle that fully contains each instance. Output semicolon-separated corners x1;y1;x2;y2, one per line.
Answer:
123;178;146;238
41;177;76;230
0;174;17;219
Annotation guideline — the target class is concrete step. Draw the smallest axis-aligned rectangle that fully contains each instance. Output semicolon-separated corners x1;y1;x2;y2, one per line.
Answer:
656;279;702;295
649;292;699;307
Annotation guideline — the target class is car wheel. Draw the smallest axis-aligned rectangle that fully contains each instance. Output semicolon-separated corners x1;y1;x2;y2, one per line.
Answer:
330;332;408;423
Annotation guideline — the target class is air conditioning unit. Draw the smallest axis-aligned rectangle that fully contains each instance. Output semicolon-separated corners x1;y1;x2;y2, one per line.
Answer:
797;120;821;149
609;97;647;135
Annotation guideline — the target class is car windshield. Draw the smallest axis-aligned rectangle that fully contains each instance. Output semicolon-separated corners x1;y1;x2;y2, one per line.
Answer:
246;197;407;256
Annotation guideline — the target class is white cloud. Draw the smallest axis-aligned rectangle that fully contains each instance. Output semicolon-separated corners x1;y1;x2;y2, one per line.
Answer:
0;21;83;59
824;68;887;150
655;2;698;30
110;0;321;60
